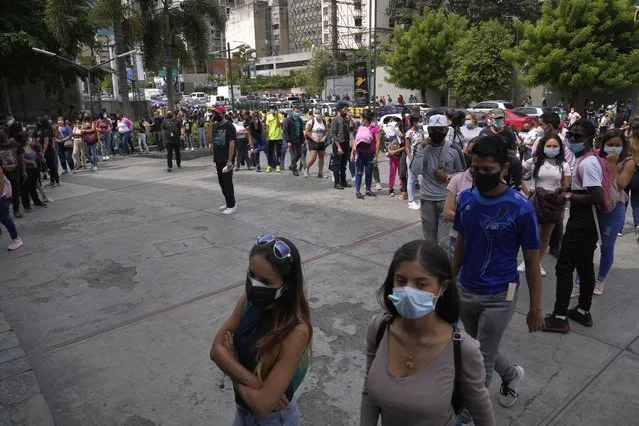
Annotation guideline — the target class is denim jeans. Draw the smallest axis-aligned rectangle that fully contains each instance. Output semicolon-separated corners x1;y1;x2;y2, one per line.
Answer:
575;202;626;282
460;287;519;387
85;143;99;167
57;145;74;171
280;140;288;168
120;131;131;154
138;133;149;153
198;127;206;148
232;399;300;426
406;155;417;202
0;196;18;239
355;151;374;193
251;136;267;167
449;236;456;259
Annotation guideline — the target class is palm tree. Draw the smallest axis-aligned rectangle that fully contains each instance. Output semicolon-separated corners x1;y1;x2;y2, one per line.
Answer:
231;45;256;78
137;0;226;111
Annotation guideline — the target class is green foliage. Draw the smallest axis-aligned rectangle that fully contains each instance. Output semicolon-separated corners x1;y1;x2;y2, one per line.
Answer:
382;8;468;94
513;0;639;94
231;45;256;77
386;0;444;28
448;20;514;104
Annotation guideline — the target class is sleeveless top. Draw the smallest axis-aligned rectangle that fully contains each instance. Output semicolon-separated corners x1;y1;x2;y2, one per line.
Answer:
311;119;326;141
233;302;308;410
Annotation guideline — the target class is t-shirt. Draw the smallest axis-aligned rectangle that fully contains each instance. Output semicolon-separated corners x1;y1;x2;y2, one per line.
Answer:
265;112;284;140
453;187;540;294
117;117;132;133
479;127;518;153
419;142;464;201
361;314;495;426
233;122;248;139
522;158;571;191
459;126;482;148
405;128;424;155
530;133;575;169
447;170;474;238
568;153;603;229
163;118;182;144
212;120;237;164
0;140;24;170
366;124;380;154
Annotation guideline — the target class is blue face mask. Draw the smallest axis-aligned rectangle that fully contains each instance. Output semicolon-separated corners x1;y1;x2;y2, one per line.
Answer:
464;120;473;129
544;148;560;158
493;118;505;128
567;141;586;154
604;146;622;155
388;287;439;319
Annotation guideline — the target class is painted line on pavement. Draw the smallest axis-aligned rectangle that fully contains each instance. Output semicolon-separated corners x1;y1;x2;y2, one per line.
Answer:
31;219;421;358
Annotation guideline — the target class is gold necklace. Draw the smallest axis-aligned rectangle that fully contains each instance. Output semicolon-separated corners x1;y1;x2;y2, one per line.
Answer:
400;327;415;370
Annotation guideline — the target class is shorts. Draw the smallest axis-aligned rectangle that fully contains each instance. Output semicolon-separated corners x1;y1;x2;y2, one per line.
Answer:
307;140;326;151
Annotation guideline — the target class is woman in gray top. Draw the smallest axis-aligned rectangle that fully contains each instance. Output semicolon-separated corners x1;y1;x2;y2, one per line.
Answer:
360;240;495;426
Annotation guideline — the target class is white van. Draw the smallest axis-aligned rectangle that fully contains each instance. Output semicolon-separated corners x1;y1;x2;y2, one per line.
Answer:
190;92;207;100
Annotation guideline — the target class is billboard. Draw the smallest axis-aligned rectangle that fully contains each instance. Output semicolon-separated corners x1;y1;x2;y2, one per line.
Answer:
353;62;368;106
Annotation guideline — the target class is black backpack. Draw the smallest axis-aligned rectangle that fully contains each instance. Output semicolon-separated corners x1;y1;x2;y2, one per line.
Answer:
374;315;464;415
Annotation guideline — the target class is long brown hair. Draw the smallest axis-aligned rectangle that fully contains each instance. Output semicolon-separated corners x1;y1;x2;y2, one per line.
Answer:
249;237;312;381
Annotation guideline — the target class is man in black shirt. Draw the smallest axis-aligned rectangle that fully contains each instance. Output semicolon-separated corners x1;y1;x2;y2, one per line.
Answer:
210;106;237;215
162;111;183;172
330;101;354;189
151;112;165;151
479;108;522;191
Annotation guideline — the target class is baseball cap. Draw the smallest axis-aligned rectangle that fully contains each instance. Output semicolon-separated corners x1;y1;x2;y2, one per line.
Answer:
489;108;505;119
213;105;226;115
428;114;448;127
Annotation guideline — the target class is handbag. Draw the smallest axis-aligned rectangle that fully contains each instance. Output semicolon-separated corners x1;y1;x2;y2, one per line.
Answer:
530;187;564;224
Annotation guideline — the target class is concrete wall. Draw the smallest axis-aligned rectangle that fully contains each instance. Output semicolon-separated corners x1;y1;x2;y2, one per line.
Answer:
374;67;443;105
227;2;268;57
183;73;210;93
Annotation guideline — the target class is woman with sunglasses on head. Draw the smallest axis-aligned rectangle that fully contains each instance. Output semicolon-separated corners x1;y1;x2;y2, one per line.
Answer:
211;235;312;425
361;240;494;426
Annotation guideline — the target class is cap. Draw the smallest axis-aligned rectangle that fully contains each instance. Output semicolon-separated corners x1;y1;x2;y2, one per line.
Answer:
428;114;448;127
213;105;226;115
489;108;505;119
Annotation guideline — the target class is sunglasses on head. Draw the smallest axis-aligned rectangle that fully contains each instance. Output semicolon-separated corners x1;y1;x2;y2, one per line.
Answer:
256;234;292;263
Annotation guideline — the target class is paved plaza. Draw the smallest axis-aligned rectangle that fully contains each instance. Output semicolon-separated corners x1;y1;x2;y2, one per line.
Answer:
1;155;638;425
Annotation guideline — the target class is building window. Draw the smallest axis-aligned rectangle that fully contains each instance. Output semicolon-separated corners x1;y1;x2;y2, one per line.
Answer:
273;24;279;29
354;1;361;10
323;33;328;43
355;34;362;44
275;34;279;41
354;17;362;27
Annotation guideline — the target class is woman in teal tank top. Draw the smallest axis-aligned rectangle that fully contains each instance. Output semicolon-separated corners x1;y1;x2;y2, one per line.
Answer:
211;235;312;425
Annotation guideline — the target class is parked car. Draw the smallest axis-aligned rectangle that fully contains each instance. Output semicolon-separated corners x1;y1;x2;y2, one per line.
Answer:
469;100;517;115
481;109;538;131
513;106;552;117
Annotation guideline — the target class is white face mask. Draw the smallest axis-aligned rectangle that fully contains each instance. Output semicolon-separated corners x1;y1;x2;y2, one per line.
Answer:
315;114;322;121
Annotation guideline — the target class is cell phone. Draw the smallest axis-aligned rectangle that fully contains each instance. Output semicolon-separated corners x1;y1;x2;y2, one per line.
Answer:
222;165;232;173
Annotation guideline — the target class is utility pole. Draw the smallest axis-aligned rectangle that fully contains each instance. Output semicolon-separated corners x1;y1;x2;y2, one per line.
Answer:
227;42;235;113
367;0;372;106
331;0;338;93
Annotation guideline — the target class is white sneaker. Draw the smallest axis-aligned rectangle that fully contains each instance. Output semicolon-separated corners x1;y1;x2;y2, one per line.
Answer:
8;238;23;251
517;261;526;273
219;205;227;211
636;225;639;243
540;265;547;277
105;156;109;160
408;201;420;210
375;183;382;191
499;365;524;408
304;169;309;178
91;166;98;172
222;206;237;215
102;156;106;161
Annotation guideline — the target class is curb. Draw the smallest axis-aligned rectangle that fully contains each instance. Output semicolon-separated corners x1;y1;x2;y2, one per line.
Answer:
0;312;54;426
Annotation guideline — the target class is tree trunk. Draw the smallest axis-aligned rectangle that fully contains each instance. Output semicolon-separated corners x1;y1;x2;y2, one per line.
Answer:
113;18;131;115
420;88;426;104
164;9;175;112
1;76;12;116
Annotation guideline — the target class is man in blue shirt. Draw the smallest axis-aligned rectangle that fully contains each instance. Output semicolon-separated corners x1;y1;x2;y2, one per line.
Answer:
452;135;544;409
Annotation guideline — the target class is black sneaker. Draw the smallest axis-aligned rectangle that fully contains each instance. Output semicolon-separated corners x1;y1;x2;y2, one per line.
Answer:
542;313;570;333
341;182;352;188
24;207;32;213
167;168;172;172
365;190;377;197
356;192;365;199
568;307;593;327
334;184;344;190
256;166;261;172
34;202;47;208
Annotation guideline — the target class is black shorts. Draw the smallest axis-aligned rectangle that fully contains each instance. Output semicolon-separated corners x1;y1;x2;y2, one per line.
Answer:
307;140;326;151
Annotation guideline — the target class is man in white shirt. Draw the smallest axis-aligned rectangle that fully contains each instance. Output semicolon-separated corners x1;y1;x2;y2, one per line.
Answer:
567;107;581;127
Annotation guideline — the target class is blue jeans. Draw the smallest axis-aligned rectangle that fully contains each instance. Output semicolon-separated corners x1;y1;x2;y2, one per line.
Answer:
449;236;456;259
57;145;74;171
120;131;131;154
85;143;99;167
251;136;267;167
232;400;300;426
198;127;206;148
576;202;626;282
0;196;18;239
281;140;288;168
355;151;374;193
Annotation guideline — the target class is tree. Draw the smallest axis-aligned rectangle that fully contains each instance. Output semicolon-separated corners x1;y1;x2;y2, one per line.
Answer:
448;20;513;105
137;0;226;111
231;45;256;77
512;0;639;97
386;0;445;28
382;8;468;101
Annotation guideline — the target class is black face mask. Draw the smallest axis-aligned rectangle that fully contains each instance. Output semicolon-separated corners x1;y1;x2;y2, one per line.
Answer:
472;170;502;193
428;129;447;145
245;275;286;309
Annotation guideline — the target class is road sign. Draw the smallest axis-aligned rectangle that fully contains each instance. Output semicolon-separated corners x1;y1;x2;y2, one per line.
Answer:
158;69;178;78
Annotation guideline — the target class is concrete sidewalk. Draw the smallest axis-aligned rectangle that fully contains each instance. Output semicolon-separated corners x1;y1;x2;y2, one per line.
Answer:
0;155;638;425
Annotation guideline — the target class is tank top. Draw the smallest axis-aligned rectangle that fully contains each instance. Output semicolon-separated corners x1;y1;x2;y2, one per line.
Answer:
311;119;326;141
233;302;308;410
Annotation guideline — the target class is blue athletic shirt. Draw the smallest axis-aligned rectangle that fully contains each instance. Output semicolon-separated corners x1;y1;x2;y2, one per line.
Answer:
453;186;540;294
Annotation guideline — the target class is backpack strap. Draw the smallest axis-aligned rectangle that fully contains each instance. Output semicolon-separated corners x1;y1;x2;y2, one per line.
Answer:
451;325;464;414
375;314;393;350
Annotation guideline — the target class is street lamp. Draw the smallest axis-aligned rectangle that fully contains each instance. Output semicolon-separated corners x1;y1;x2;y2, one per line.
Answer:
32;47;139;114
